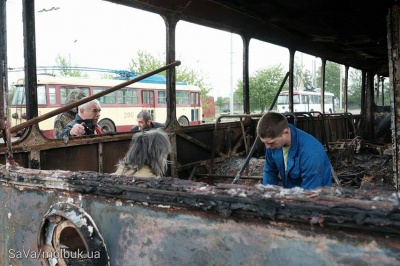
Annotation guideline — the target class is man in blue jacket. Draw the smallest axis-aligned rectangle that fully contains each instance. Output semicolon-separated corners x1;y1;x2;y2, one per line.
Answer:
257;112;332;189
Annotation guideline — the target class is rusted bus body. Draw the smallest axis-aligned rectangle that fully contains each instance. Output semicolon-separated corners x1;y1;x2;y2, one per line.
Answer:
0;114;359;175
1;167;399;265
0;116;262;174
0;113;397;265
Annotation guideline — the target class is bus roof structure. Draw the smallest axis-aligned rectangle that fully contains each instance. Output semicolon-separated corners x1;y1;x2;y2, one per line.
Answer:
8;66;188;85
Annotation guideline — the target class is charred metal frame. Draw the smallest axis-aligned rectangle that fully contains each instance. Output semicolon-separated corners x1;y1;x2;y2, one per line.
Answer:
0;0;391;179
1;1;400;265
0;0;389;178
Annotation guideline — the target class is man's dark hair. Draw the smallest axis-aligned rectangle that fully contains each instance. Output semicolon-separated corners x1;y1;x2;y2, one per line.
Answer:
137;110;152;122
257;112;289;139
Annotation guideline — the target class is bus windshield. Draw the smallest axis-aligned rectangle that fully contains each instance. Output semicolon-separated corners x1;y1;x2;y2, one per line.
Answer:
12;86;25;105
277;95;288;104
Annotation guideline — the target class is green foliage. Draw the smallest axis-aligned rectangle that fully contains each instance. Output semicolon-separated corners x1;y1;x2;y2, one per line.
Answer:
129;50;164;75
55;55;87;77
235;65;285;112
347;68;362;108
376;77;390;106
128;50;213;99
215;96;225;109
316;61;341;96
100;73;115;79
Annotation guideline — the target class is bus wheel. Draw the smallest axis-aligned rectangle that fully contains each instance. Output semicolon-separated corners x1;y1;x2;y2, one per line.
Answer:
98;119;116;133
178;116;189;126
38;202;110;266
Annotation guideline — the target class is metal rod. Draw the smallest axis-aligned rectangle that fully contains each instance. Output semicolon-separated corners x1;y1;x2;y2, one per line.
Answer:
9;61;181;134
232;72;289;184
198;174;262;180
330;163;341;187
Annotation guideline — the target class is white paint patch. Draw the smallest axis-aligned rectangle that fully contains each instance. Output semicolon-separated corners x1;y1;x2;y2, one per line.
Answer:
156;204;171;208
88;225;94;237
8;212;11;219
238;192;247;197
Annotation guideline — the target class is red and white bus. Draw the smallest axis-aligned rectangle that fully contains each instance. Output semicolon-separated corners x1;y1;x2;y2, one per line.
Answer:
10;74;202;138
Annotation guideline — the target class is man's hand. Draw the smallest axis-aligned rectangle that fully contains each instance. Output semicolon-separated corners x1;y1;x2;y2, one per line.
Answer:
70;122;86;136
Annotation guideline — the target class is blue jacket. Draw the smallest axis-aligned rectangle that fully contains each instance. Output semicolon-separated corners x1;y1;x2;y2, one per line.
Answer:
263;124;332;189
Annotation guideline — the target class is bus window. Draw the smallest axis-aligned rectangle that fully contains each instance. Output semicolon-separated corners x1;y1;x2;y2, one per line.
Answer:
301;95;307;104
38;85;46;105
293;95;300;104
158;91;166;104
310;95;319;104
177;91;189;104
118;88;138;104
142;90;154;104
277;95;288;104
12;86;25;105
190;92;199;105
93;87;116;104
191;109;199;121
49;86;56;104
60;86;89;104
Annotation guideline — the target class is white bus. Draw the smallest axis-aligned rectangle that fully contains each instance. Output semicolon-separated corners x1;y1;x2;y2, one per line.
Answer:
10;74;202;138
277;89;335;113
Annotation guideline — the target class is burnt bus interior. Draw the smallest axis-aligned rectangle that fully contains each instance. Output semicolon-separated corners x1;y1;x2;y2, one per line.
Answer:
0;0;397;190
1;1;400;265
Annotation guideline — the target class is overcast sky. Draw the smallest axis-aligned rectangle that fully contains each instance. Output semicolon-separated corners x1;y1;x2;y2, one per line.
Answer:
6;0;319;98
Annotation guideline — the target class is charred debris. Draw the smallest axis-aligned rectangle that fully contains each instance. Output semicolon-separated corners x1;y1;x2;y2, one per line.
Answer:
1;111;398;238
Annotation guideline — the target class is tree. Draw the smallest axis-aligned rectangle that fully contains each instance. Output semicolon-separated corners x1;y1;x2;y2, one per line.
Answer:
215;96;225;111
294;61;313;89
128;50;213;101
129;50;164;75
55;55;87;77
347;68;362;109
316;61;341;96
234;65;286;113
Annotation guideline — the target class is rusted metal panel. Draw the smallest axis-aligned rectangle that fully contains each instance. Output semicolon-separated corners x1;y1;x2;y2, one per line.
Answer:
388;5;400;191
0;114;371;176
41;145;100;172
0;0;7;129
101;139;131;173
0;167;399;265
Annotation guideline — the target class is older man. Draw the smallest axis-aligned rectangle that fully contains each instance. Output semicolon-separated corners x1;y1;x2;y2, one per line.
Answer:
53;88;86;139
59;99;102;138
